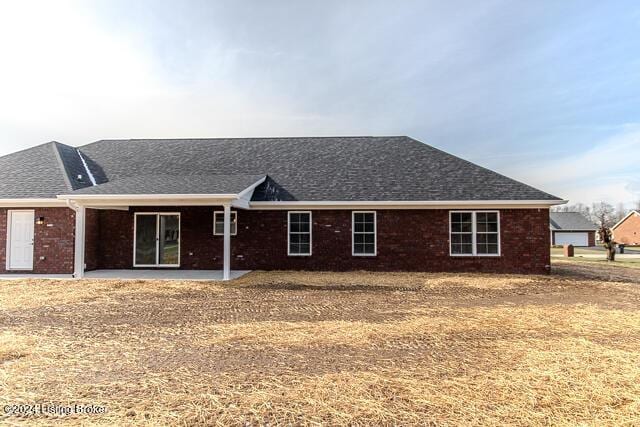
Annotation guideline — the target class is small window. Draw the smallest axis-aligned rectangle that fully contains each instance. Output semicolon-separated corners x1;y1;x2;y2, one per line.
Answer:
450;211;500;256
213;211;237;236
476;212;499;254
288;211;311;256
353;211;376;256
450;212;473;255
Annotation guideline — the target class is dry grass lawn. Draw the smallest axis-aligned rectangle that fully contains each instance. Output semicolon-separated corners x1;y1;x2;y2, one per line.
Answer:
1;263;640;425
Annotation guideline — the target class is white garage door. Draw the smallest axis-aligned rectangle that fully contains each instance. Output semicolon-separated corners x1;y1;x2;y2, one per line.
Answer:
555;232;589;246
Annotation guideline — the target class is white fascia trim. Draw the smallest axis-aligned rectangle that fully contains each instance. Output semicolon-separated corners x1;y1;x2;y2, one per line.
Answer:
611;210;640;230
55;177;265;202
231;198;250;209
0;198;68;207
57;194;242;208
249;200;567;210
57;193;239;200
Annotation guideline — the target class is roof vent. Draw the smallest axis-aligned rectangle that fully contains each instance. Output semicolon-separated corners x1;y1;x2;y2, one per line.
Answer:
77;174;84;181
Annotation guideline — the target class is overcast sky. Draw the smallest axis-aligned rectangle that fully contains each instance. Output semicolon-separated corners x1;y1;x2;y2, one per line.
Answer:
0;0;639;206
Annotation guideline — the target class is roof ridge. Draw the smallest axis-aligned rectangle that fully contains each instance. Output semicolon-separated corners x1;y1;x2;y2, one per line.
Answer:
78;135;407;148
50;142;76;192
0;140;61;159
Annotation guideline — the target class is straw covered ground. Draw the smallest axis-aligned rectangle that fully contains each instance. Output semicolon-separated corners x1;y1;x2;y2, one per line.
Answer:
1;262;640;425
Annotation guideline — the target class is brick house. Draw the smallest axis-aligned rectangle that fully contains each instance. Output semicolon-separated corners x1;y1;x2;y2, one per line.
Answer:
0;137;565;279
612;210;640;245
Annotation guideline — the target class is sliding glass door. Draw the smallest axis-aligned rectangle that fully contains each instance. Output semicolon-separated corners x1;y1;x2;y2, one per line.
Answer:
134;213;180;267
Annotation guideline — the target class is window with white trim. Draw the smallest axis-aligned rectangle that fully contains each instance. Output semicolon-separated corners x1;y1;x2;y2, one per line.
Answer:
213;211;237;236
288;211;311;255
450;211;500;256
352;211;376;256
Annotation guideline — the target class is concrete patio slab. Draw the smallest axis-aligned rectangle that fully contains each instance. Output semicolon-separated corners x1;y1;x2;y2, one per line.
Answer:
0;270;251;281
84;269;251;281
0;274;73;280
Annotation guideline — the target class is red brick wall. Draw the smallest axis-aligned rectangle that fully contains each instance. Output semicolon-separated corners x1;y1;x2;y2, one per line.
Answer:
96;209;134;269
95;207;551;274
0;207;75;274
613;212;640;245
85;208;100;271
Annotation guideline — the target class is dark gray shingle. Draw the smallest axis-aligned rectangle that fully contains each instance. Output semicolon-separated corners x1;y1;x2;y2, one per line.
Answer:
550;212;597;230
66;174;265;195
77;137;562;202
0;136;563;202
0;142;75;198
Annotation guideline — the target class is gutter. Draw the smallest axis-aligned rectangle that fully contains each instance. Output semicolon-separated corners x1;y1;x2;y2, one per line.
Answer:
249;199;568;210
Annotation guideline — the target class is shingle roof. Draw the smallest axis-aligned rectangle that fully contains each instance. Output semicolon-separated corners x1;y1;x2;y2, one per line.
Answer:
75;136;561;202
0;141;92;198
67;174;265;195
0;136;563;202
550;212;597;230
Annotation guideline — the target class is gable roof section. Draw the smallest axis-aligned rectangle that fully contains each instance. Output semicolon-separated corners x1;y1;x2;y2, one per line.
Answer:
612;210;640;230
549;212;597;230
0;136;564;203
63;174;266;196
74;136;562;202
0;141;94;199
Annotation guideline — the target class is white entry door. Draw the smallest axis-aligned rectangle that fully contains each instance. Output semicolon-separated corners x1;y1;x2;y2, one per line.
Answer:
7;210;35;270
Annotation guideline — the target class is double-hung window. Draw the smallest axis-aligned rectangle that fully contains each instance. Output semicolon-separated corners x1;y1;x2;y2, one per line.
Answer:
288;211;312;256
352;211;377;256
213;211;238;236
450;211;500;256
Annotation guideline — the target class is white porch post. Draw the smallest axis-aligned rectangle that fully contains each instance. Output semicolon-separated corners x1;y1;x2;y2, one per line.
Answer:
223;203;231;280
73;205;86;279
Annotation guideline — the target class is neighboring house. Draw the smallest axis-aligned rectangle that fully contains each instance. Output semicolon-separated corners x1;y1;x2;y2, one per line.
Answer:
0;137;565;279
612;210;640;245
549;212;597;247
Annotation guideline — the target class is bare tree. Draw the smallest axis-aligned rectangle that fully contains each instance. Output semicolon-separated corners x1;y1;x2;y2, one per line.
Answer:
598;225;616;261
592;202;616;228
593;202;616;261
551;203;591;219
614;202;627;223
635;199;640;212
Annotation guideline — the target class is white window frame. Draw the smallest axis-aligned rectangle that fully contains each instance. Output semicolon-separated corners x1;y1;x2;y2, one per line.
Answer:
352;211;377;256
133;212;181;267
287;211;312;256
213;210;237;236
449;210;501;257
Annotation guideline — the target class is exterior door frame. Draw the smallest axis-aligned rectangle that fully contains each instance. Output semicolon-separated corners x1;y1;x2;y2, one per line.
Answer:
6;209;35;270
133;212;181;268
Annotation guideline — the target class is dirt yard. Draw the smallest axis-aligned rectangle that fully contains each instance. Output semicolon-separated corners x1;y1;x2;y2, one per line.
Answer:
1;263;640;425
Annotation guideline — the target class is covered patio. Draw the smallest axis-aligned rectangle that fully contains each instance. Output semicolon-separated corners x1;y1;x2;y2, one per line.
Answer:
57;174;266;281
